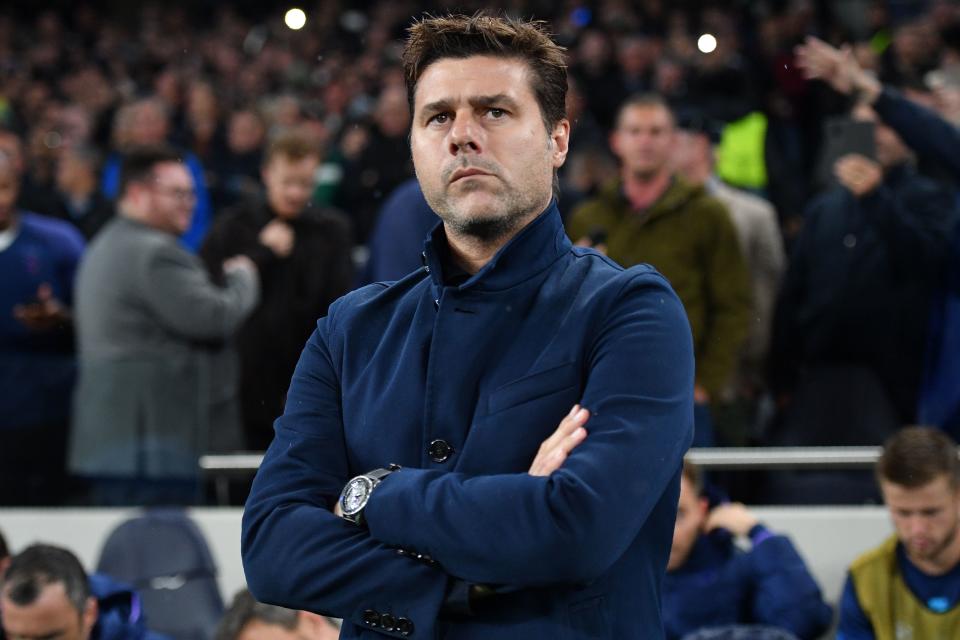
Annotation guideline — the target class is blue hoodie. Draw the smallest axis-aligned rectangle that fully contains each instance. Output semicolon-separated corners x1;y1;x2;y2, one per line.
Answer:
88;573;169;640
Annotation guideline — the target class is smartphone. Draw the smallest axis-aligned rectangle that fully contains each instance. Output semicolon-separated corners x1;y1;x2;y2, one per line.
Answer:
815;117;877;189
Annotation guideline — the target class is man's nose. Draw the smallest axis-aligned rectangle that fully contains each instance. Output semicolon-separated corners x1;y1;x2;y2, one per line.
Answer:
448;113;481;154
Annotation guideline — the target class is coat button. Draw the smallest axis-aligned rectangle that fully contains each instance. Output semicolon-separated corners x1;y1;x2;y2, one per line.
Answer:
428;439;453;463
397;617;415;636
362;610;380;627
380;613;397;631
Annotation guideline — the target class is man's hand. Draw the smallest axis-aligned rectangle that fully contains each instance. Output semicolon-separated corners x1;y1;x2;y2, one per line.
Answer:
528;405;589;476
334;499;343;517
223;254;258;276
705;503;760;538
834;154;883;197
693;384;710;405
795;36;882;103
259;219;295;258
13;283;70;331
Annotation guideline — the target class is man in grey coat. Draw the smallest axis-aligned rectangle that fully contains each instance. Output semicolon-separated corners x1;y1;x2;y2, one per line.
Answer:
70;146;260;505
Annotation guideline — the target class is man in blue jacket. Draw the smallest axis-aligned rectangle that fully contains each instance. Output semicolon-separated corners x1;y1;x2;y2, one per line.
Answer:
663;462;832;639
1;544;165;640
242;13;695;639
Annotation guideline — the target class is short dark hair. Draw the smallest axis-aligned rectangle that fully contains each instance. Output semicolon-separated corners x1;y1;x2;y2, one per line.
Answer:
0;528;9;562
615;93;676;130
402;13;568;131
2;544;90;613
877;426;960;489
215;589;300;640
118;145;184;197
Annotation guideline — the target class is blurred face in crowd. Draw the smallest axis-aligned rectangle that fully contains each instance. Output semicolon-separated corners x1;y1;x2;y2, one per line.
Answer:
612;103;676;180
852;103;911;170
0;158;20;230
56;150;95;195
1;581;98;640
129;101;170;147
228;111;265;154
136;161;195;235
262;152;319;220
410;55;569;243
881;474;960;571
667;473;709;571
671;130;712;186
375;86;411;139
236;613;339;640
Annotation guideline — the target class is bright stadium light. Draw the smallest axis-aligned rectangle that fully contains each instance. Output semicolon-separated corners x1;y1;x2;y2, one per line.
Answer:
285;8;307;31
698;33;717;54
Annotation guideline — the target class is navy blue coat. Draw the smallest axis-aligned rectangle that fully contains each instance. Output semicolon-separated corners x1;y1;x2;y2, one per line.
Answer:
242;203;695;639
663;529;832;639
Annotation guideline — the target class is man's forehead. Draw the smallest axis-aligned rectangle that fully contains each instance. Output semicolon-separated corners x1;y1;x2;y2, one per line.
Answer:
413;55;533;108
882;476;958;506
153;162;191;183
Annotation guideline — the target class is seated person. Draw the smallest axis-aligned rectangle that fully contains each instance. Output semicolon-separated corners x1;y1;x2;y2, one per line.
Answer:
215;589;340;640
664;461;832;640
838;426;960;638
1;544;166;640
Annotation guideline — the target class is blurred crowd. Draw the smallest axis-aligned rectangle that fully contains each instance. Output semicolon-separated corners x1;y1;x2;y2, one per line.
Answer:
2;0;960;507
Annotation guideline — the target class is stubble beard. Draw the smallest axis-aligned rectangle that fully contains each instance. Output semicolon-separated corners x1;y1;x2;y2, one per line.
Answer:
423;160;546;244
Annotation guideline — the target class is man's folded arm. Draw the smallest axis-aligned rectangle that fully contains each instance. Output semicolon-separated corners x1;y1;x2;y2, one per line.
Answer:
364;272;695;586
241;323;451;637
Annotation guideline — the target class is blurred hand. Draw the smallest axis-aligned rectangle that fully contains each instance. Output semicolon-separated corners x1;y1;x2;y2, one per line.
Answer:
795;36;881;103
223;254;257;275
705;503;759;538
13;283;70;331
528;405;590;476
834;154;883;197
694;384;710;405
259;219;295;258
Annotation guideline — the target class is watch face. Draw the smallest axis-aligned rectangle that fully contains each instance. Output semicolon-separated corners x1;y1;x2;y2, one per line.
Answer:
341;477;372;515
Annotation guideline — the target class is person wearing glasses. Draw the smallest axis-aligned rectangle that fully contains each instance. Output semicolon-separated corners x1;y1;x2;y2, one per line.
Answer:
69;146;260;506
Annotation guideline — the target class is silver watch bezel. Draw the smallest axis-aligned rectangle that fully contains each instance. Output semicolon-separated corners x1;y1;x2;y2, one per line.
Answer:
340;475;375;517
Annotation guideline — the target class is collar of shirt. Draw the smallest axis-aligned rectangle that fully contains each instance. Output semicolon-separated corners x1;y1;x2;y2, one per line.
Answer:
421;200;570;294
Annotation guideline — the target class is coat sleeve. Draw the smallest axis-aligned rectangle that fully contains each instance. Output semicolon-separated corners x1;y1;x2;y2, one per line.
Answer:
363;271;694;586
241;311;451;637
139;242;259;341
742;533;833;639
874;87;960;182
695;200;752;397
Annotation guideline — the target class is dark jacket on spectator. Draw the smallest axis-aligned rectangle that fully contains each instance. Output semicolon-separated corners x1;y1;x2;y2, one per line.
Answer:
200;199;353;450
770;164;957;423
663;528;832;639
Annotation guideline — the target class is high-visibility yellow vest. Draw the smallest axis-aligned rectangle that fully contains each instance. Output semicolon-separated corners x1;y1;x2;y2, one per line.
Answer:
716;111;768;190
850;535;960;640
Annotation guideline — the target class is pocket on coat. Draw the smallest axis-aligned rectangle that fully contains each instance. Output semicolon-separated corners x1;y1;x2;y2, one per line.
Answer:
487;362;580;415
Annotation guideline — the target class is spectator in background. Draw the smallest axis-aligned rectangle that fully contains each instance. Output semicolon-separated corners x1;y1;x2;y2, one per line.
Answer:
201;133;353;451
0;147;84;506
334;84;414;244
769;100;956;440
838;427;960;637
1;544;165;640
0;527;10;576
212;108;267;210
567;94;751;447
673;115;786;445
100;98;213;252
43;145;114;241
796;35;960;437
664;461;832;640
70;146;259;505
215;590;339;640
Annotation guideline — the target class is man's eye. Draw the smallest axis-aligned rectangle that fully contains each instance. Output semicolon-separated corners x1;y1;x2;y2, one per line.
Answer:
488;108;506;118
429;113;449;125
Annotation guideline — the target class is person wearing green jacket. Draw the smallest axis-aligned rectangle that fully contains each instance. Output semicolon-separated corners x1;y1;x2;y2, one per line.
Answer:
568;94;751;446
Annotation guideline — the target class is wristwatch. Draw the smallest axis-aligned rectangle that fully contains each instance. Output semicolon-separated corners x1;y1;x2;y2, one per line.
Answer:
338;464;401;525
